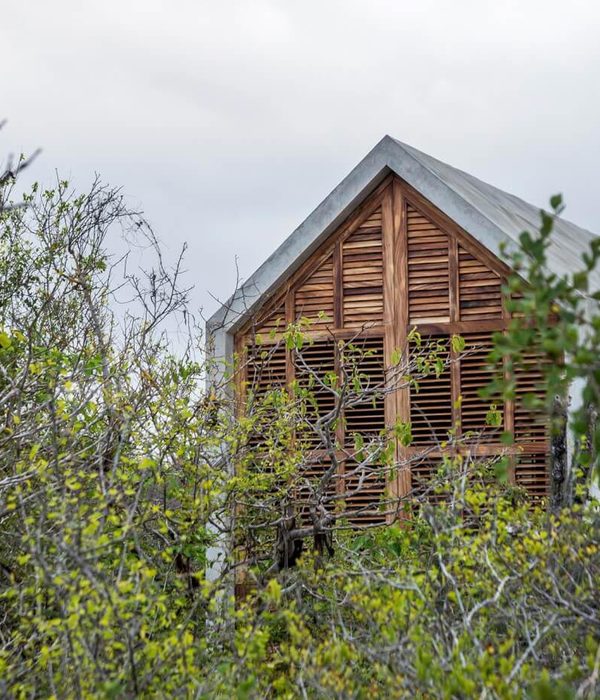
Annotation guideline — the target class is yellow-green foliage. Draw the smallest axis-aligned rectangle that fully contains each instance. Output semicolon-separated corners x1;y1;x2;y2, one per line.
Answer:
1;182;599;698
225;490;599;700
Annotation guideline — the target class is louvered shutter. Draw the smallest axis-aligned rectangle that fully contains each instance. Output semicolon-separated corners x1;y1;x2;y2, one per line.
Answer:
245;343;288;449
296;457;339;525
460;333;503;442
458;246;503;320
342;458;387;525
343;337;386;440
407;205;450;324
254;298;286;338
294;340;337;450
514;453;549;500
513;349;550;498
409;337;453;446
410;455;449;505
247;343;287;397
513;351;548;445
295;255;334;331
342;208;384;327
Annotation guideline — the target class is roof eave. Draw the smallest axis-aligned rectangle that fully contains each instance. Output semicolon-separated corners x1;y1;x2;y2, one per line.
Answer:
207;135;400;335
207;135;597;341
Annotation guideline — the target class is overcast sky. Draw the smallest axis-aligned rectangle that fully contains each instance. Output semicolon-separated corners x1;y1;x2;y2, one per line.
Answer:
2;0;599;326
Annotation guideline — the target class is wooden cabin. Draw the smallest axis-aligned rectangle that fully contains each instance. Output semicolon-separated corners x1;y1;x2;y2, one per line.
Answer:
207;136;598;519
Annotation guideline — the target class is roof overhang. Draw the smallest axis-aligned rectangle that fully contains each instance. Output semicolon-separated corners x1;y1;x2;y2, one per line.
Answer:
207;135;598;354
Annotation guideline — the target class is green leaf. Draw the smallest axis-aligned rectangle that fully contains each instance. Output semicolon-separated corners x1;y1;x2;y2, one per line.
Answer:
451;334;465;353
494;456;510;483
573;271;588;291
394;420;412;447
485;404;502;428
265;578;282;605
549;193;563;211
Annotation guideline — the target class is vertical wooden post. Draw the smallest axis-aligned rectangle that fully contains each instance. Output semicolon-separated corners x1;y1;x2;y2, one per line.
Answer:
393;178;411;502
285;288;295;388
333;241;343;331
448;237;462;442
449;237;460;324
382;185;396;520
502;285;516;484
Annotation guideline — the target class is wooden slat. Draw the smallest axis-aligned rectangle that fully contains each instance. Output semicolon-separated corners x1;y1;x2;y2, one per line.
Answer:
294;340;337;450
459;246;504;320
407;205;450;324
513;351;549;445
409;337;453;446
510;346;549;498
410;454;448;504
343;337;386;440
245;343;288;449
514;451;549;499
296;456;339;525
342;458;387;525
251;298;286;338
342;207;384;327
295;255;335;331
246;344;288;396
460;333;503;443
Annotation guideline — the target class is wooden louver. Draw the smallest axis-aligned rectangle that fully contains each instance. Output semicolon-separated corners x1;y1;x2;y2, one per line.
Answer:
410;455;449;505
294;340;337;450
342;208;384;327
513;350;550;498
295;255;334;331
458;246;503;320
343;337;386;440
409;337;453;446
246;343;287;398
253;298;286;338
342;458;387;525
239;176;552;521
407;205;450;324
459;333;502;442
245;343;287;450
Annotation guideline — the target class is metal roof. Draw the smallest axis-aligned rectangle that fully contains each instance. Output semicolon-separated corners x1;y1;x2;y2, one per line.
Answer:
208;135;598;342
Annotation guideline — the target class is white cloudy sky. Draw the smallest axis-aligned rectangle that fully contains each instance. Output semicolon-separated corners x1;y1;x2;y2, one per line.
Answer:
2;0;599;324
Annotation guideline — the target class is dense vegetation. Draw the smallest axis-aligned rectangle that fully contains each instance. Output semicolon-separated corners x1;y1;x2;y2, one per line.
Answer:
0;173;598;698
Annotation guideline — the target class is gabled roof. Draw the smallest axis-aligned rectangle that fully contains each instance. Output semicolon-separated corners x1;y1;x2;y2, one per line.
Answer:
208;135;598;338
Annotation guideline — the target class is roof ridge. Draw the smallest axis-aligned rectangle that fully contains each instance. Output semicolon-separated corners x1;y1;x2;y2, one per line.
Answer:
208;137;598;334
391;137;596;238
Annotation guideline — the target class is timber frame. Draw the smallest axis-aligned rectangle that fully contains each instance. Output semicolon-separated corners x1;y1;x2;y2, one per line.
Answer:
234;175;550;507
207;136;599;535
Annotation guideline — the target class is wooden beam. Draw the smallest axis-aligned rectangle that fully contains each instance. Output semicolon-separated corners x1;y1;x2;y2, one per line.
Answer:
394;175;513;278
393;178;412;501
333;240;343;330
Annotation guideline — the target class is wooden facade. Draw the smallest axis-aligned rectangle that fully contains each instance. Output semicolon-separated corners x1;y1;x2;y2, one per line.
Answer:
235;174;549;515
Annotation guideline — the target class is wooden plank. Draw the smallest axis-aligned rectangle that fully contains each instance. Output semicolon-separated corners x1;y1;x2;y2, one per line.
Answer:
333;240;343;329
394;175;513;278
393;179;411;500
382;187;397;520
382;189;395;330
449;236;459;324
414;319;509;335
285;290;294;388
